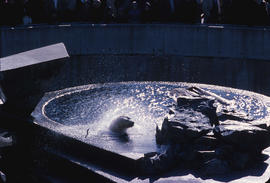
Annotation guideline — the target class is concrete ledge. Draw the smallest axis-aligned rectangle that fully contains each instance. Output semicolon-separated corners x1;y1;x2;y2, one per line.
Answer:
33;124;139;175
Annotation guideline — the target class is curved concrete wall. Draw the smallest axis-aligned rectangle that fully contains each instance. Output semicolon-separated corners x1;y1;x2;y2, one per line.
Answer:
2;24;270;59
1;24;270;114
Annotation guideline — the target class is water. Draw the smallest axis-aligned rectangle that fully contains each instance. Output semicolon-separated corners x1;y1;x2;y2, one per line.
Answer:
34;82;270;157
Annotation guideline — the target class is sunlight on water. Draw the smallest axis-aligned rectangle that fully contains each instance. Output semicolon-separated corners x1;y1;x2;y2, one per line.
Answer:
41;82;270;155
44;83;176;153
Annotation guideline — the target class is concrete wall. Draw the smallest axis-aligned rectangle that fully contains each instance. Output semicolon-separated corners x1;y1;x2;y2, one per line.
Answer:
2;24;270;59
1;24;270;115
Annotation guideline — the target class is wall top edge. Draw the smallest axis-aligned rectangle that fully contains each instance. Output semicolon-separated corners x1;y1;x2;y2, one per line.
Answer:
1;23;270;32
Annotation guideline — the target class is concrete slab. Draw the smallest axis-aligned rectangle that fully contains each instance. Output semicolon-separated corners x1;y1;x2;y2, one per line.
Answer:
46;145;270;183
0;43;69;71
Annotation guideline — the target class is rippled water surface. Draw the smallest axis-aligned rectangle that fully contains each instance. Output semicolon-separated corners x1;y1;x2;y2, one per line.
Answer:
39;82;270;155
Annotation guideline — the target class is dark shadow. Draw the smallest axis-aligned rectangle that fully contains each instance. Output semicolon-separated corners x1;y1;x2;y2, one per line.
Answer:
196;161;269;182
137;154;269;183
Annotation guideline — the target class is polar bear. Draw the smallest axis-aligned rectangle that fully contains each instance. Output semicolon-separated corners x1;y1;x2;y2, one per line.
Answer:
109;116;134;135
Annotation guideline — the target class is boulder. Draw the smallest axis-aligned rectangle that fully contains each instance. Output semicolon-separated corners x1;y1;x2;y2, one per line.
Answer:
193;135;218;151
156;110;213;144
214;120;270;151
200;158;231;177
139;145;181;175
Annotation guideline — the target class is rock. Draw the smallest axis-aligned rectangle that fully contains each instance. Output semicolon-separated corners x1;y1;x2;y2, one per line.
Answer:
139;146;179;175
193;135;218;151
214;145;233;159
172;86;253;125
197;150;216;162
177;148;203;169
229;152;250;170
218;110;253;122
156;102;215;144
214;120;270;151
176;98;219;126
144;152;158;158
169;87;201;101
200;158;231;176
171;86;233;107
156;114;213;144
177;145;199;162
151;86;270;176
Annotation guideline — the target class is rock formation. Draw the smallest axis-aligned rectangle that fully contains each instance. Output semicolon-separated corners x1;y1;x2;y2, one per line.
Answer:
140;86;270;176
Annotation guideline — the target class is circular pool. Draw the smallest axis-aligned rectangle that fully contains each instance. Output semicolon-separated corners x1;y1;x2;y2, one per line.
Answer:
32;82;270;158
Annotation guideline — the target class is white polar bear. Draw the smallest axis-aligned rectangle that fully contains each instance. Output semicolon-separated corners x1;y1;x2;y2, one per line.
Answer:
109;116;134;135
